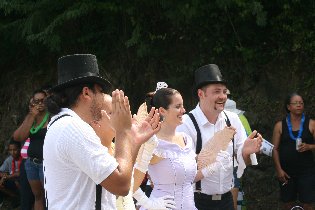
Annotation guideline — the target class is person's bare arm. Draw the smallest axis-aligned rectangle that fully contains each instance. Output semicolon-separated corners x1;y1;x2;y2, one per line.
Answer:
311;119;315;140
298;119;315;152
272;121;290;184
272;122;282;172
133;168;146;192
13;99;37;141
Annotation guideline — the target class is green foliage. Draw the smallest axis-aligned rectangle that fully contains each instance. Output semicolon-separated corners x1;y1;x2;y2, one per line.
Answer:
0;0;313;100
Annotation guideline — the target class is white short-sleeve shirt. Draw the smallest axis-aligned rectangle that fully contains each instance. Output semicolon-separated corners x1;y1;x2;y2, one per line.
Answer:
43;108;118;210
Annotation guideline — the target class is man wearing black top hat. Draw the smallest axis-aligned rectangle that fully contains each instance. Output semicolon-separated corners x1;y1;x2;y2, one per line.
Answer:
177;64;262;210
43;54;159;209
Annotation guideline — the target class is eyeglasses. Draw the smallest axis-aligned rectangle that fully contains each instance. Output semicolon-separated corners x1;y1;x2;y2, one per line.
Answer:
32;98;45;104
290;101;304;106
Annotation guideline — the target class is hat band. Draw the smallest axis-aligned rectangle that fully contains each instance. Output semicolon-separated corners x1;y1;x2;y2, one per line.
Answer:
59;71;100;84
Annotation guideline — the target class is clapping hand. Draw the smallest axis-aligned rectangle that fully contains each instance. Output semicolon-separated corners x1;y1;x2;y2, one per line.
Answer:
131;107;161;145
110;89;132;133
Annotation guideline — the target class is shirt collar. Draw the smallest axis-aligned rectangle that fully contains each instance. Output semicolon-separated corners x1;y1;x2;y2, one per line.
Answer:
194;104;227;126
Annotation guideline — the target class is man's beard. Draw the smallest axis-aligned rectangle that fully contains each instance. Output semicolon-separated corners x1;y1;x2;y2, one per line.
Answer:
90;98;102;121
214;100;225;111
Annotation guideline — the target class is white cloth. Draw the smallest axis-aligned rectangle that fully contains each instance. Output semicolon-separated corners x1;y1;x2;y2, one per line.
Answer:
43;108;118;210
176;104;255;195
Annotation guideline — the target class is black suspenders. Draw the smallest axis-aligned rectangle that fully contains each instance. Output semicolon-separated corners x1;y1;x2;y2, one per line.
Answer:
188;113;202;191
222;111;235;168
95;184;102;210
48;114;70;127
188;111;234;192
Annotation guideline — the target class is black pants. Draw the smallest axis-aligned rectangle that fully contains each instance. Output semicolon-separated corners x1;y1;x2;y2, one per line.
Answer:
20;159;35;210
194;191;234;210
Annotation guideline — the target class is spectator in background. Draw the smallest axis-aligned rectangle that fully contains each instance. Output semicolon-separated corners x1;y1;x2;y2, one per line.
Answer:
224;97;252;210
0;139;22;208
17;95;35;210
13;88;49;210
19;137;35;210
272;92;315;210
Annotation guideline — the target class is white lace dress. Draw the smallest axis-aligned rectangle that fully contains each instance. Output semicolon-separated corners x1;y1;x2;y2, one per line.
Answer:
141;132;197;210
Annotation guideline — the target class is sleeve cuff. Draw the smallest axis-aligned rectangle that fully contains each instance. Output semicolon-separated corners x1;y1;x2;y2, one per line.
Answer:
236;146;259;178
236;144;246;178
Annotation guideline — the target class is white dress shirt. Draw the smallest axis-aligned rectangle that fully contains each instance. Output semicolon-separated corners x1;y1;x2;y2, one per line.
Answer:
43;108;118;210
176;104;256;195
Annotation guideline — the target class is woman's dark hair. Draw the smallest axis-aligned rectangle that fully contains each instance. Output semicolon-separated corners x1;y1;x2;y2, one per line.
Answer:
45;83;96;115
32;88;47;97
145;88;180;113
284;92;303;113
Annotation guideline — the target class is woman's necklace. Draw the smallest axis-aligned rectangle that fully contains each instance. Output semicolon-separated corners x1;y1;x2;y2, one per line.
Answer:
286;113;305;141
30;112;49;134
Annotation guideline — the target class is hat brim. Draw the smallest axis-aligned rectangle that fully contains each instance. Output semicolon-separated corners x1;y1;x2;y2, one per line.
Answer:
195;80;226;90
50;76;112;92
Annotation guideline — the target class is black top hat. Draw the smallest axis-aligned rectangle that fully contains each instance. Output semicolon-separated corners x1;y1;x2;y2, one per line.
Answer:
194;64;226;89
51;54;111;91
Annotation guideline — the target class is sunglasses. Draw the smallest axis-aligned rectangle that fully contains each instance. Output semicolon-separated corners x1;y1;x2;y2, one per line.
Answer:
32;98;45;104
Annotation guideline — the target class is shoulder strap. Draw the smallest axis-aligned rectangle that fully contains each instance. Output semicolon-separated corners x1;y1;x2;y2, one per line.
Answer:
187;113;202;191
48;114;71;128
95;184;102;210
187;113;202;154
223;111;231;127
223;111;235;167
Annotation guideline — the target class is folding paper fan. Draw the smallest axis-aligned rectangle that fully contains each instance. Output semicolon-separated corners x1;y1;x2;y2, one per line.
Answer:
197;127;235;169
134;102;148;123
134;102;149;164
136;143;145;165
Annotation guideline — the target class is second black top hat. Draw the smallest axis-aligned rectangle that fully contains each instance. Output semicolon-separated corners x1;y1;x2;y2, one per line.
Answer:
194;64;226;90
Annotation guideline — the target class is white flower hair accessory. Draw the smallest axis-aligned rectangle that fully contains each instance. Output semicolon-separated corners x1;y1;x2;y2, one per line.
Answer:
155;82;168;91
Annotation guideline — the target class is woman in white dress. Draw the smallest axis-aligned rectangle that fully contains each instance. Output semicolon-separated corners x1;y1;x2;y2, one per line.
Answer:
132;84;230;210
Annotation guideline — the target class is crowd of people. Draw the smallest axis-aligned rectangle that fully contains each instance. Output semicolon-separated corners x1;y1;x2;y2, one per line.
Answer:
0;54;314;210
